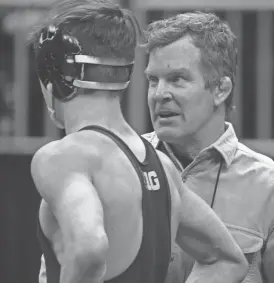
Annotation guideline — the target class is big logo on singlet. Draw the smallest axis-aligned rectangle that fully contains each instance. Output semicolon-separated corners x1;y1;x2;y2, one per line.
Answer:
143;171;160;191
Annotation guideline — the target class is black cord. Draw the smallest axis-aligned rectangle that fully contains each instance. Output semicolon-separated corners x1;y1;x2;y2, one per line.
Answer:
210;159;223;208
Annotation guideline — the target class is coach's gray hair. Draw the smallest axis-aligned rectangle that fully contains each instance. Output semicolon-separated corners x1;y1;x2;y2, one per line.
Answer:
144;11;238;111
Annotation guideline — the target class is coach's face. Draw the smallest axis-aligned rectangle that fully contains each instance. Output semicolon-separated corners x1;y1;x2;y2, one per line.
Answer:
146;35;216;144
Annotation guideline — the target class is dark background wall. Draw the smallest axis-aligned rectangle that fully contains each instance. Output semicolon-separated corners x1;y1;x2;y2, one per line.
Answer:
0;155;41;283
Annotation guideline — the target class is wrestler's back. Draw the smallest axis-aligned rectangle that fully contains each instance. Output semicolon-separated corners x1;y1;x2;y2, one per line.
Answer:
39;128;181;281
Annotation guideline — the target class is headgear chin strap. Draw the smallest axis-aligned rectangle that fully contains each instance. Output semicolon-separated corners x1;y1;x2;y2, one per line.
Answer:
36;25;134;102
43;82;65;129
47;106;65;129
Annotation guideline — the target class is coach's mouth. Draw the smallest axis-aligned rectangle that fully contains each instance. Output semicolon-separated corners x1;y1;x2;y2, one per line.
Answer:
156;111;180;119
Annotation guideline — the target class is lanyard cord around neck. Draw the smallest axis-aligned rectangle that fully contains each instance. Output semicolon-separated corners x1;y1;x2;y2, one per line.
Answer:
210;159;223;208
162;141;223;209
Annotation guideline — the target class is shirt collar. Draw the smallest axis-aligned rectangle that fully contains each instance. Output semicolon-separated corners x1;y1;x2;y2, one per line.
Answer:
150;122;238;168
209;122;238;167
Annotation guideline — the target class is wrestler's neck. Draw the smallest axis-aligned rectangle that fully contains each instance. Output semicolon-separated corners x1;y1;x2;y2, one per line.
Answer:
63;93;129;135
170;112;226;161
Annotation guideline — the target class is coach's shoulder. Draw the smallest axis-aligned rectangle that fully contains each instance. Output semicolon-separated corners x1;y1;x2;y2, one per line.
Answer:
142;131;160;148
237;142;274;167
236;142;274;184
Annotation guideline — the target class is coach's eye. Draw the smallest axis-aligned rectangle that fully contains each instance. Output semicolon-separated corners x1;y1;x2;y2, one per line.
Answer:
147;75;158;85
170;75;186;84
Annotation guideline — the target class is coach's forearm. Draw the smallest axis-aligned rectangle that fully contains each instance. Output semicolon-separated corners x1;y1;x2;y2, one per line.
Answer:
60;242;108;283
185;259;248;283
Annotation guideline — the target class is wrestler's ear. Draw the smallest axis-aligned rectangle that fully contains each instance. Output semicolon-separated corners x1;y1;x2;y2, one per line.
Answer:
213;76;232;107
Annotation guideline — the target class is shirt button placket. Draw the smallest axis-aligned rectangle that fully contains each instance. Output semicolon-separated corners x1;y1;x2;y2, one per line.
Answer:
181;173;187;183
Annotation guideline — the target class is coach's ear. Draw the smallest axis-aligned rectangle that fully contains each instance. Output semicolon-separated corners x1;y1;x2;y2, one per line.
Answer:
213;76;232;107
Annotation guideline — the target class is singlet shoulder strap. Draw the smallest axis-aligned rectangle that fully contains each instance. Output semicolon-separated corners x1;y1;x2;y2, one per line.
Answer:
140;136;172;233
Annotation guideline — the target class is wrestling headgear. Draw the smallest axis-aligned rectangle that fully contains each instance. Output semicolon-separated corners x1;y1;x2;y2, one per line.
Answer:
36;25;134;102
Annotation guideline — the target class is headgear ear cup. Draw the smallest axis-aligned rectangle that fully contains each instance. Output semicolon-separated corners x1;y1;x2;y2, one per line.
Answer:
36;25;82;101
36;24;135;100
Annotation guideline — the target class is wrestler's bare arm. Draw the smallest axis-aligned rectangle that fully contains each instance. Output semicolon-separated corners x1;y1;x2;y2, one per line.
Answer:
31;141;108;283
157;151;248;283
177;186;248;283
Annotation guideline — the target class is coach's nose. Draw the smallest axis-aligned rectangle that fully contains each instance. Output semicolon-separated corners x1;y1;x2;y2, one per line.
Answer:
154;80;172;102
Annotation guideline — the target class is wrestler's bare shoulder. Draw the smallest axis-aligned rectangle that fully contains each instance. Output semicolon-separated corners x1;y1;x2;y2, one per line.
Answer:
32;131;111;169
31;131;110;189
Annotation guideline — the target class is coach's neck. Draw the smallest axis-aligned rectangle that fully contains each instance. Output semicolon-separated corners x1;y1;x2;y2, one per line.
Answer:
63;91;125;135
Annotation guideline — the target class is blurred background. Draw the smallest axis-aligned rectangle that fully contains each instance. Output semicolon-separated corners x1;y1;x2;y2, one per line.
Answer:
0;0;273;282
